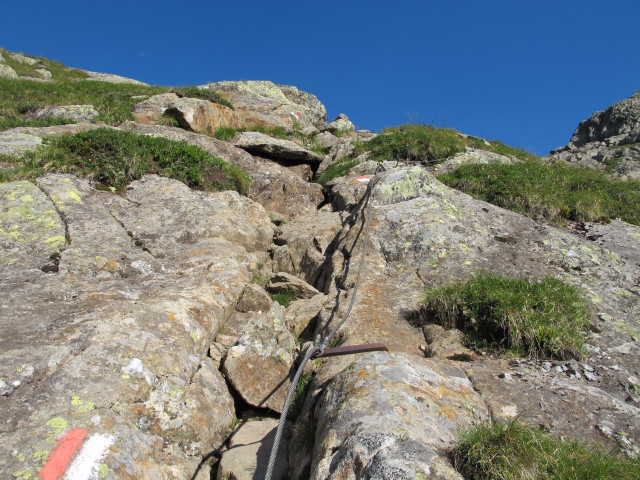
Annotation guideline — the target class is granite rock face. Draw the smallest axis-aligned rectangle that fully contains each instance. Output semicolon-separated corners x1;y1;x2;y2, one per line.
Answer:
549;90;640;179
0;174;273;479
310;353;488;480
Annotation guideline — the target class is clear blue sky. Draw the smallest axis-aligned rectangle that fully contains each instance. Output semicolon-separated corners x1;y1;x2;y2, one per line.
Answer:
2;0;639;155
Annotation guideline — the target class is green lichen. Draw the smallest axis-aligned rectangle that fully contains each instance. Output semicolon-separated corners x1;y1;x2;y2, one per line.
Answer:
67;191;82;203
11;468;34;479
46;417;67;430
98;464;109;478
380;167;439;201
45;235;66;247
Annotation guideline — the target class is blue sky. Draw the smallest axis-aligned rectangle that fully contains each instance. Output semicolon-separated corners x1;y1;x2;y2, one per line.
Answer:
2;0;639;154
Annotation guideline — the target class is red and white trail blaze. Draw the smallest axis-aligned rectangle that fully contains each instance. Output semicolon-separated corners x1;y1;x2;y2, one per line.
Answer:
38;428;114;480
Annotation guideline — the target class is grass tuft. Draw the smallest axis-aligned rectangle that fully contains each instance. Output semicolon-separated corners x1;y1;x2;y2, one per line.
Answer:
454;419;640;480
356;124;466;164
437;160;640;226
315;157;361;185
270;289;294;308
8;128;251;193
422;272;592;359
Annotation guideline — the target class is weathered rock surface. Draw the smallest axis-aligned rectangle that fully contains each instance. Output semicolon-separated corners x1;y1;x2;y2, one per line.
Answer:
285;293;327;338
0;174;273;478
576;219;640;266
234;131;323;163
118;122;324;220
132;93;240;133
33;105;100;124
267;272;321;299
236;283;273;313
273;211;345;285
0;131;43;155
310;164;639;456
217;419;289;480
201;81;327;131
0;63;18;79
323;113;355;133
433;147;517;175
81;70;148;85
222;302;296;412
549;90;640;179
309;353;489;479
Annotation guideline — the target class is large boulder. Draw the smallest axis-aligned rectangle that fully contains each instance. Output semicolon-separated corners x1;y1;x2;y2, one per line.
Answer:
0;174;273;479
0;63;18;79
309;352;489;479
234;131;323;163
0;131;43;155
33;105;100;124
549;90;640;179
133;93;240;133
201;81;327;132
222;303;297;412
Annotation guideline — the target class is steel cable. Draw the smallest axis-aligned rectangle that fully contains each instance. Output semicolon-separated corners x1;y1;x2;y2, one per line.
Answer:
264;167;382;480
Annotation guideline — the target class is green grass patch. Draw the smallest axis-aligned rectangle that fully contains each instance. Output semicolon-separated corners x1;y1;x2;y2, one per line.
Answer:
270;289;294;308
0;117;76;131
454;419;640;480
0;49;88;82
0;79;233;131
463;136;538;162
315;157;361;185
250;274;270;287
355;124;466;164
9;128;251;193
170;86;232;109
437;160;640;226
422;272;592;359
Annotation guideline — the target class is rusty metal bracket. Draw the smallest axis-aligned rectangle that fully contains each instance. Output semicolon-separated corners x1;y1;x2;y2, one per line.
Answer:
316;343;388;358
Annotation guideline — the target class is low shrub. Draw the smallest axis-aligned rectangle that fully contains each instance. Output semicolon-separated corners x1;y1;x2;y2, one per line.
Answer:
13;128;251;193
422;272;592;359
454;419;640;480
437;160;640;226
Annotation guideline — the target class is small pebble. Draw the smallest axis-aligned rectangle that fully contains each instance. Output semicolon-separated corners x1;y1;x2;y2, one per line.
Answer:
498;373;512;380
584;371;597;382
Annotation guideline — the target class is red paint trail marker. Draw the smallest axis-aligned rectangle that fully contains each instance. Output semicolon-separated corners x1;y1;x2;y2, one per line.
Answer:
38;428;88;480
356;176;370;183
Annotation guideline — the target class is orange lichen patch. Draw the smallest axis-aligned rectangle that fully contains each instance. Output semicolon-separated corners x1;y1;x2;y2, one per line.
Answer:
180;248;213;258
357;370;367;377
438;405;458;420
166;313;178;321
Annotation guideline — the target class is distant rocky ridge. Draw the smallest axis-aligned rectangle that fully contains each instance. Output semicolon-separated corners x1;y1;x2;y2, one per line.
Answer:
549;90;640;179
1;49;639;479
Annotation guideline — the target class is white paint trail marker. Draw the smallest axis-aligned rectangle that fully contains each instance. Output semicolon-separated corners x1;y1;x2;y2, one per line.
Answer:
62;433;114;480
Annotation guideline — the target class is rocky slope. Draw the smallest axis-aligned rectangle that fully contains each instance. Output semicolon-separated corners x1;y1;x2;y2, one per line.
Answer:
549;90;640;180
1;50;639;479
